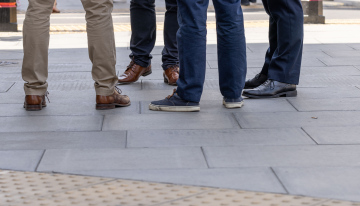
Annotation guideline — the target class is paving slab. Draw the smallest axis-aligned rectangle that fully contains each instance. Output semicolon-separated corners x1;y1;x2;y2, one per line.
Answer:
303;126;360;145
288;98;360;112
0;82;15;93
102;113;239;130
0;102;140;116
203;145;360;168
0;116;103;132
0;150;44;171
141;99;296;114
324;50;360;58
0;131;126;150
299;76;360;87
37;148;208;172
273;167;360;202
234;111;360;129
127;128;314;147
69;168;286;193
318;56;360;66
300;66;360;76
295;86;360;99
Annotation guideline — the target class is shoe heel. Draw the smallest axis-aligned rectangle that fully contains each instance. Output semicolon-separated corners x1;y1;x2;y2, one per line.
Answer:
96;104;116;110
24;104;42;111
142;70;152;77
163;73;169;83
282;90;297;97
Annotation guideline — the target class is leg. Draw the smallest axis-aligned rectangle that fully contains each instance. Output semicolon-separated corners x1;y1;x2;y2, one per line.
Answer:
260;15;277;76
266;0;303;84
22;0;54;96
176;0;208;103
81;0;118;96
213;0;247;100
129;0;156;67
162;0;179;70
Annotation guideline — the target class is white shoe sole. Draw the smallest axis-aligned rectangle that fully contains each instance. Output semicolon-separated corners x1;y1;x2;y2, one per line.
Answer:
223;100;244;109
149;104;200;112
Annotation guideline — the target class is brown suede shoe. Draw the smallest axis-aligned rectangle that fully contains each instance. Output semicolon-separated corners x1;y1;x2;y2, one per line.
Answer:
163;65;179;86
118;61;152;84
96;87;131;110
24;92;48;111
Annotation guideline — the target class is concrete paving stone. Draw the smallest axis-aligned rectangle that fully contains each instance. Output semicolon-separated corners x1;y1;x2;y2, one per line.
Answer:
0;82;14;93
273;167;360;202
295;86;360;99
0;72;93;82
126;89;225;102
69;168;286;193
0;131;126;150
203;145;360;168
138;69;223;80
0;66;21;74
234;111;360;129
299;76;360;87
37;148;208;172
0;50;23;60
303;44;355;52
288;98;360;112
303;126;360;145
246;43;269;52
141;98;297;114
47;64;93;73
0;115;103;132
48;49;92;64
102;113;239;130
127;128;315;147
323;50;360;58
0;101;140;116
0;150;44;171
318;56;360;66
300;66;360;76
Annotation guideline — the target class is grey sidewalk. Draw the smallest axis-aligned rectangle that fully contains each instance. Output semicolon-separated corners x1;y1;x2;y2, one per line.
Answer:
1;18;360;204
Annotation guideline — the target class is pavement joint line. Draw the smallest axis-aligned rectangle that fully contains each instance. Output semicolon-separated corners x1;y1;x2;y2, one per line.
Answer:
200;147;211;169
3;169;360;205
270;167;290;194
285;99;300;112
301;127;320;145
231;112;243;129
34;150;46;172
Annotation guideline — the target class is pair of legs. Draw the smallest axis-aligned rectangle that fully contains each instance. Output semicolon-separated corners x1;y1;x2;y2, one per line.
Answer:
118;0;180;85
243;0;303;98
22;0;129;110
150;0;247;111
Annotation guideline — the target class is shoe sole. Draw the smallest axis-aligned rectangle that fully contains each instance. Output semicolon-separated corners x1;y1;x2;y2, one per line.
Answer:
118;70;152;84
24;103;46;111
149;104;200;112
223;100;244;109
243;90;297;99
96;102;131;110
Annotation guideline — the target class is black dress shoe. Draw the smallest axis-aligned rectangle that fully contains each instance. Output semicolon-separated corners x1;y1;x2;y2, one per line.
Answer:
249;0;256;3
244;73;268;89
243;79;297;99
241;0;250;6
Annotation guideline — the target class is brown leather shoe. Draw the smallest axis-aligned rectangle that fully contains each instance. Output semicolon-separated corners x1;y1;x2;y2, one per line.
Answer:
24;92;48;111
163;65;179;86
118;61;152;84
96;87;131;110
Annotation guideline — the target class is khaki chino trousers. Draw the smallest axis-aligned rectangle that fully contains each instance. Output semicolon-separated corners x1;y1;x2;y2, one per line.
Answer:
22;0;118;96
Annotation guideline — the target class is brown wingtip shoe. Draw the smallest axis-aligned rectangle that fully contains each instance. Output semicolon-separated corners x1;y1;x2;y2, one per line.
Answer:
96;87;131;110
163;65;179;86
118;60;152;84
24;92;48;111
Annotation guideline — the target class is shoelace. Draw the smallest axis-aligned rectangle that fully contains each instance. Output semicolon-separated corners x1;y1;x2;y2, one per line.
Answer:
45;91;50;103
166;89;177;99
114;86;123;95
125;61;136;72
260;80;275;90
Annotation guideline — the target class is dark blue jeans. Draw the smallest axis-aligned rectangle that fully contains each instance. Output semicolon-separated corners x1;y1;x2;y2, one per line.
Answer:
129;0;179;70
260;0;304;84
176;0;247;103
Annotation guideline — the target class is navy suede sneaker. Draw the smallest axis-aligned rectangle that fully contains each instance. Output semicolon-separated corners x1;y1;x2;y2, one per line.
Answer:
149;89;200;112
223;97;244;109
